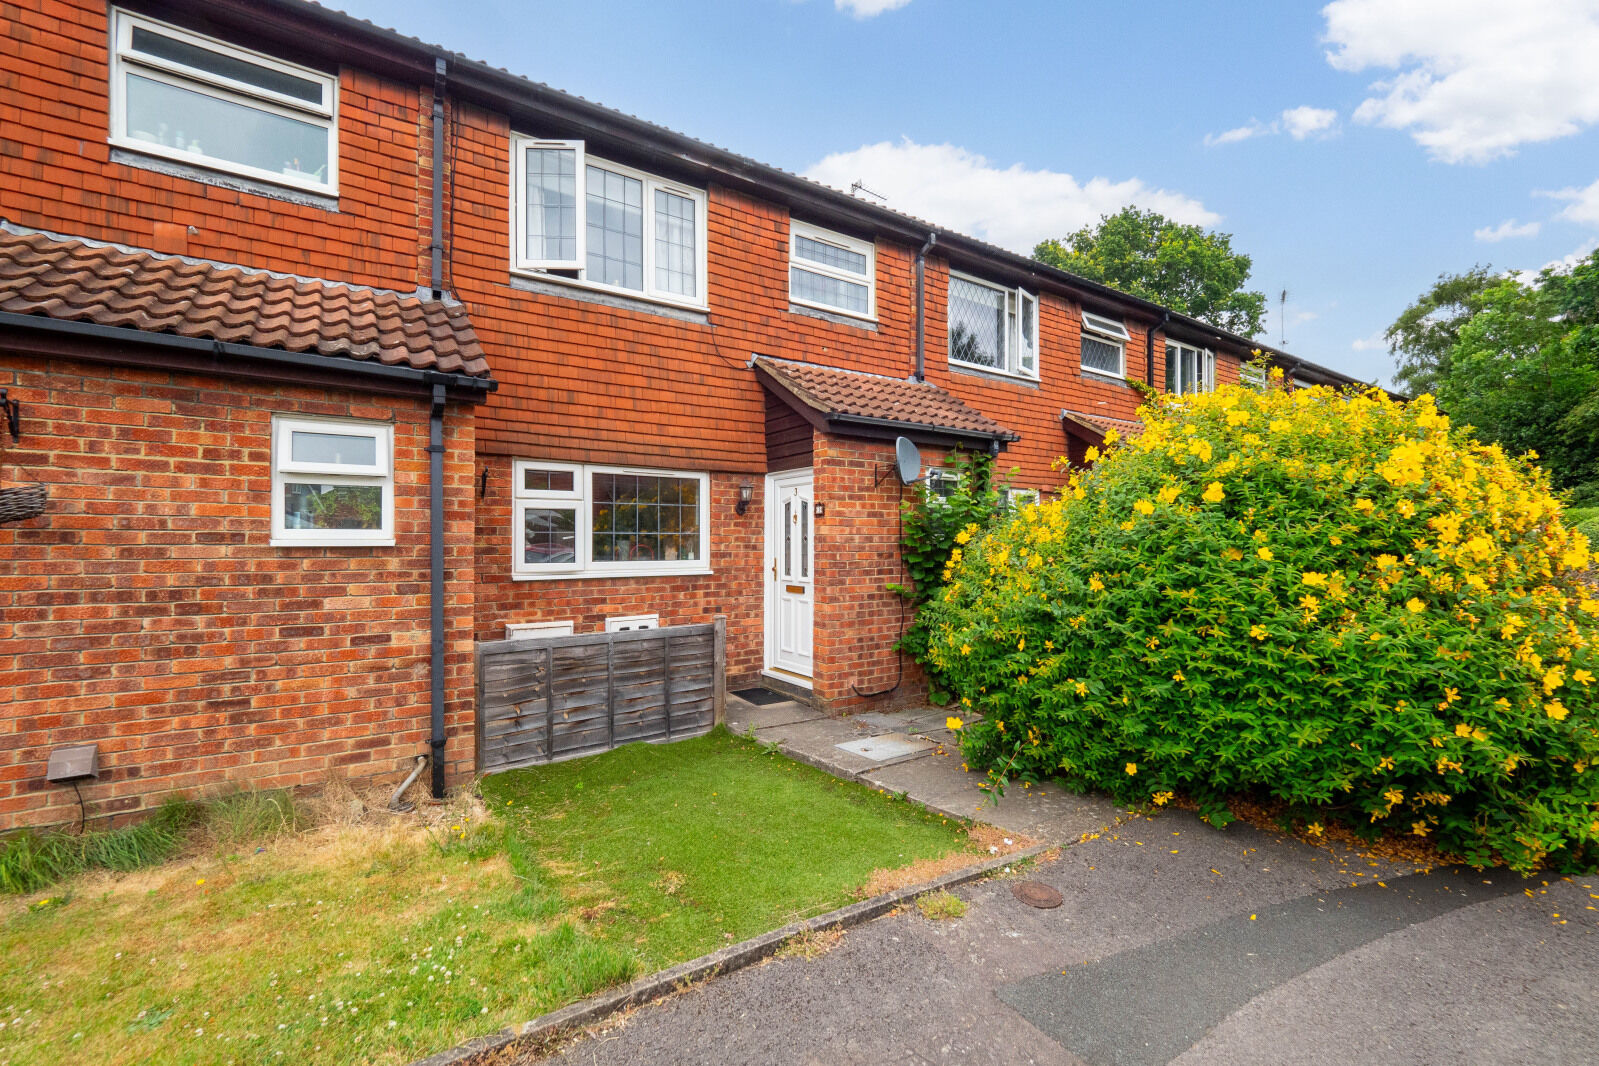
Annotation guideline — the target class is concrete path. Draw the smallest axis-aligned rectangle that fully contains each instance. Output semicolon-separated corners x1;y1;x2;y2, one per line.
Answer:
511;698;1599;1066
725;696;1125;844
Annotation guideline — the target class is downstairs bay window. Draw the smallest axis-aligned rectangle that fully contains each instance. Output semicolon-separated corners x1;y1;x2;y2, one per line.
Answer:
513;461;710;578
511;137;707;307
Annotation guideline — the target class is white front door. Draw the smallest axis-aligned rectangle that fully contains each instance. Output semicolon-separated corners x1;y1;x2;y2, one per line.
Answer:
765;469;814;682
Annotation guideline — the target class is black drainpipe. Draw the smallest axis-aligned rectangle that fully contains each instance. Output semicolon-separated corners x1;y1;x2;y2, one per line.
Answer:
430;58;447;300
428;56;450;798
1146;310;1170;387
913;233;937;381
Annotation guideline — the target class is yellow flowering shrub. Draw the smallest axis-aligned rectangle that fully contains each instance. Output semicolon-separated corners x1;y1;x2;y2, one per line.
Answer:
923;381;1599;873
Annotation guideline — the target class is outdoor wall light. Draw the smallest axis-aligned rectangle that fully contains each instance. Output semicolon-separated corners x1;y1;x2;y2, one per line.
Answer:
735;481;754;515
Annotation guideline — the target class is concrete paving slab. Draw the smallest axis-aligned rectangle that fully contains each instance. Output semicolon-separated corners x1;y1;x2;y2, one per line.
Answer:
724;698;824;733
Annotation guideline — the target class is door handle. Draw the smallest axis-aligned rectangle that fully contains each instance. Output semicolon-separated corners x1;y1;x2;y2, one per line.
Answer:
771;559;777;580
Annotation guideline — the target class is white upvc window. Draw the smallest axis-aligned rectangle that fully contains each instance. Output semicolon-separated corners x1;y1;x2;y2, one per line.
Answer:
1239;361;1268;390
1080;311;1130;379
512;461;711;579
109;8;338;195
947;273;1039;379
1166;340;1216;395
1002;487;1041;509
789;221;876;320
270;417;393;546
926;469;962;500
510;137;708;307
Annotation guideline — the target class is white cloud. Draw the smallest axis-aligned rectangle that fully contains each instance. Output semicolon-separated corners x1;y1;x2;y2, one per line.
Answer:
1350;331;1388;351
1204;122;1270;147
1280;106;1339;140
1539;236;1599;273
1204;107;1338;147
802;139;1218;253
1543;177;1599;226
834;0;911;17
1473;218;1542;242
1322;0;1599;164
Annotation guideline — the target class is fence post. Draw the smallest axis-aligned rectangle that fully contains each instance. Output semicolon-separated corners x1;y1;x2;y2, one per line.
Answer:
712;614;727;726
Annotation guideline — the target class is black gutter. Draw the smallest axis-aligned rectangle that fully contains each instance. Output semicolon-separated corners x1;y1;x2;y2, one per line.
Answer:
913;233;936;383
1146;311;1170;387
826;412;1017;450
0;311;496;398
184;0;1367;390
426;382;448;798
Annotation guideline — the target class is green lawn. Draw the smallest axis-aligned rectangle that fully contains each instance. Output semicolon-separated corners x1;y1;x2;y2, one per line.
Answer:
481;727;973;968
0;729;974;1065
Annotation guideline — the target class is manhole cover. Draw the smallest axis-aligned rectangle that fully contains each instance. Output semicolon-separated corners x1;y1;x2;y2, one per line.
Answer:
1012;880;1064;909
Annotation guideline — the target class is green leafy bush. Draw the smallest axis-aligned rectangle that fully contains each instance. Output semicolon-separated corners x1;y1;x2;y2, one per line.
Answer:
923;379;1599;873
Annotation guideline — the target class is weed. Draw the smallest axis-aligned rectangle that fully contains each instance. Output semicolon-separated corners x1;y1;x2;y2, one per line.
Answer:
915;890;967;921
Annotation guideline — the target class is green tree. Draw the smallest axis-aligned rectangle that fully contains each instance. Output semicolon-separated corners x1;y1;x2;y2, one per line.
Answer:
1406;249;1599;501
1033;207;1267;336
1384;265;1498;396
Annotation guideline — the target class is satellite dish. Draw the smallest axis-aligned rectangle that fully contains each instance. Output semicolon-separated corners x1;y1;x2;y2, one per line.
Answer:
894;436;922;484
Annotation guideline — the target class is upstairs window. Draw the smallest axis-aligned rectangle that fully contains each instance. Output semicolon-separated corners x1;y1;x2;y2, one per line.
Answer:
511;138;708;307
1166;340;1216;395
789;222;875;319
1080;312;1130;379
948;273;1038;379
110;9;338;194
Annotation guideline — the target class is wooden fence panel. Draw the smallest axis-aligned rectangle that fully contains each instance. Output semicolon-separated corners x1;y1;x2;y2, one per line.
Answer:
476;618;725;775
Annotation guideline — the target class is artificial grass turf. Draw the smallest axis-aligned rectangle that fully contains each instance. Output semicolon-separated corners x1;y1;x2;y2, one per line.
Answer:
481;727;977;969
1;729;974;1065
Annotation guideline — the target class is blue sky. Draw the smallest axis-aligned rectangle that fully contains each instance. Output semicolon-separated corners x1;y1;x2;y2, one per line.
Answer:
329;0;1599;388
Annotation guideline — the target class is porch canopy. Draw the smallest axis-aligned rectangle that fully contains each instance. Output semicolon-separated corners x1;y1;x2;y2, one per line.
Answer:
752;355;1019;451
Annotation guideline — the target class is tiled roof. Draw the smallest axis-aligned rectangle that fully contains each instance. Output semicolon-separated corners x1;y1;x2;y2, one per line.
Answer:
754;356;1018;442
0;225;490;379
1060;408;1145;440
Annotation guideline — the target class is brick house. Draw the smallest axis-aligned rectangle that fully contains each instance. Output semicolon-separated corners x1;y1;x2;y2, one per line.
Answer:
0;0;1361;830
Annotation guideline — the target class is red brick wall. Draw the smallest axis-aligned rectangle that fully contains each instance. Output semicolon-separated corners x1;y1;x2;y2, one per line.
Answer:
0;352;477;829
811;434;931;713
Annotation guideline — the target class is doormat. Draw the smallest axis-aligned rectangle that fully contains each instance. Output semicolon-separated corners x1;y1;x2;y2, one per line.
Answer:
731;687;791;706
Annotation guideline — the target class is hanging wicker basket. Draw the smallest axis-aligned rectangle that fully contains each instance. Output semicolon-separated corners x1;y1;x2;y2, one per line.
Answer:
0;482;47;524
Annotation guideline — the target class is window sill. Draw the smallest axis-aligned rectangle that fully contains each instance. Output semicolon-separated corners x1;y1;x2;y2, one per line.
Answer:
111;147;339;211
950;361;1040;387
272;538;395;548
512;567;714;582
508;271;710;323
788;300;878;329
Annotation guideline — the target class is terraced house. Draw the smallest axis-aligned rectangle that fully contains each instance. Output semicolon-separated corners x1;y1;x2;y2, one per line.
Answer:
0;0;1360;829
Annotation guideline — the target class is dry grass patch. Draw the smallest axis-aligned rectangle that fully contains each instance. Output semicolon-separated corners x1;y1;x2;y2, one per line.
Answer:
857;822;1034;897
773;925;845;961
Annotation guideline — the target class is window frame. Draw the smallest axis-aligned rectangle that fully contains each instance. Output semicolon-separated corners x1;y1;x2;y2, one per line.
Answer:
270;416;393;547
788;220;877;321
1080;311;1131;380
509;137;710;310
1239;361;1268;390
946;271;1040;380
108;8;339;196
511;460;712;580
1166;339;1217;396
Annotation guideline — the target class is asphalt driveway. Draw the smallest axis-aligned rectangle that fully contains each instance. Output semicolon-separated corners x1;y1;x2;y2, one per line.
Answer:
519;810;1598;1066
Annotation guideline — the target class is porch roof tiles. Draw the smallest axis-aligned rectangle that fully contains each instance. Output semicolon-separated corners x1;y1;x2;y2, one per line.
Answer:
754;356;1019;445
1060;408;1145;442
0;224;490;378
